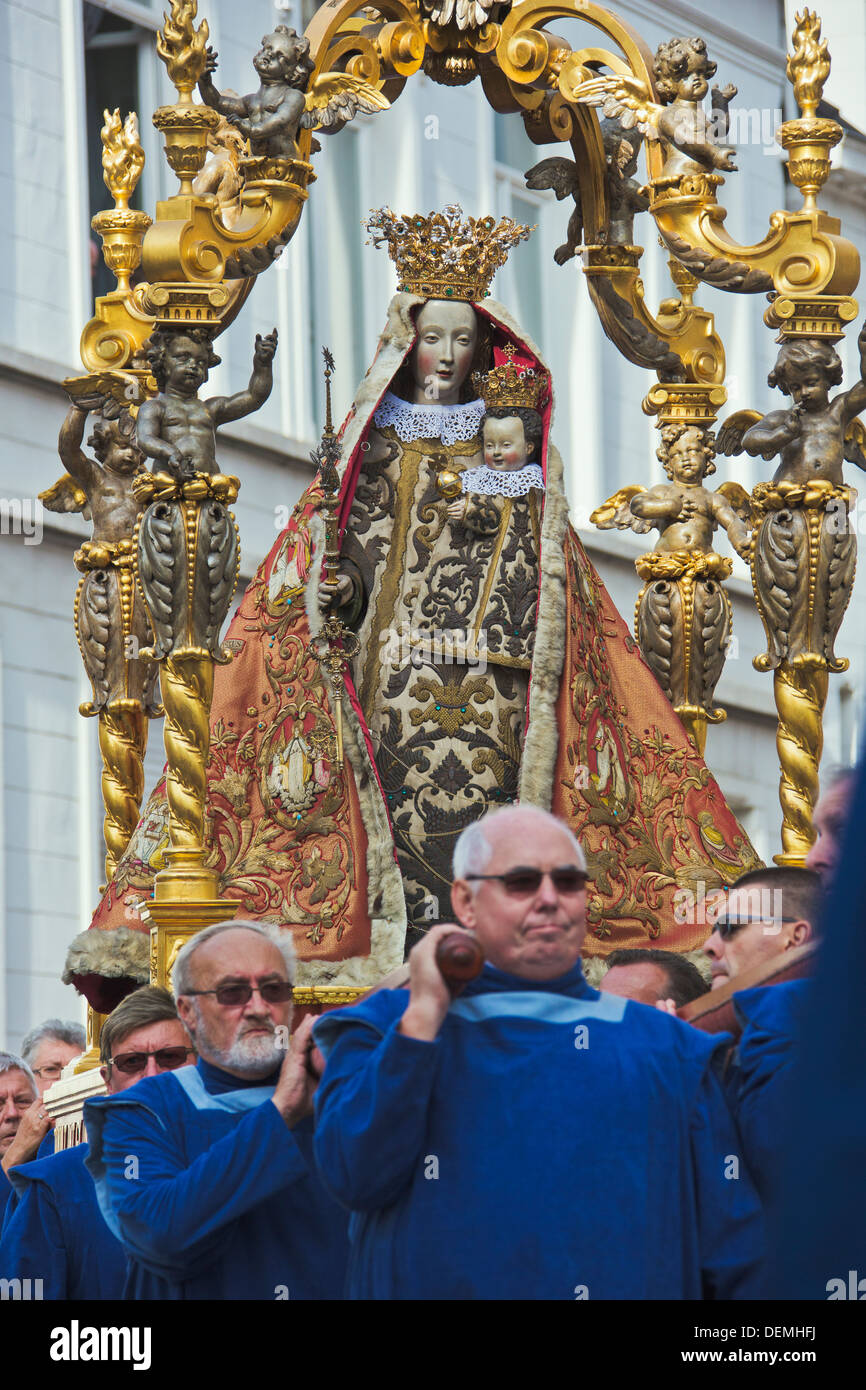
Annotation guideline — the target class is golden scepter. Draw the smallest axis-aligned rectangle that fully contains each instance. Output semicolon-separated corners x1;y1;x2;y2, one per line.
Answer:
311;349;359;770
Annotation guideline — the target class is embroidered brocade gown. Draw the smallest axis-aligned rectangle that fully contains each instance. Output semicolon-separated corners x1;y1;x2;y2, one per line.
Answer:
341;393;542;937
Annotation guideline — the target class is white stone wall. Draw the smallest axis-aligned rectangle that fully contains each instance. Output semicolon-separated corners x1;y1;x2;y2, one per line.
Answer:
0;0;863;1044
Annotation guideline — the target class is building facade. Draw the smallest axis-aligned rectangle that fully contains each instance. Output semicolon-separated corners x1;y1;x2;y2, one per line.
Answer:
1;0;864;1045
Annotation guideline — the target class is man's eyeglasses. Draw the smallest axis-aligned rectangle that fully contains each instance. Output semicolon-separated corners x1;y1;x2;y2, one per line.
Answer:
182;981;294;1007
464;867;588;896
714;915;799;941
31;1064;67;1081
109;1047;195;1076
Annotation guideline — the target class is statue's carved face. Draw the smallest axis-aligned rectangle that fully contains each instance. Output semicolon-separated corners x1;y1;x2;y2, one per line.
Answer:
254;33;297;82
668;428;706;483
163;336;212;395
410;300;478;406
482;415;529;472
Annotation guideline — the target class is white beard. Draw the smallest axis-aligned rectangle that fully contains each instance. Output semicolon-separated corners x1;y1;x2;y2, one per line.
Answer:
192;1005;284;1079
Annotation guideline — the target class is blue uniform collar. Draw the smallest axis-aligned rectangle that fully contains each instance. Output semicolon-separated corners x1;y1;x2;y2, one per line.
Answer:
197;1055;280;1094
461;959;594;1000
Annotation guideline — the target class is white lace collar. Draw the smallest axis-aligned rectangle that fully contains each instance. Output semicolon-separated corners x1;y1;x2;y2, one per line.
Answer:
373;391;484;445
460;463;545;497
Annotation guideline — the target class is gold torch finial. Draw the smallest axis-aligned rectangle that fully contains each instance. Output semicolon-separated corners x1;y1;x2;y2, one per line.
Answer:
156;0;210;103
100;109;145;211
787;9;831;119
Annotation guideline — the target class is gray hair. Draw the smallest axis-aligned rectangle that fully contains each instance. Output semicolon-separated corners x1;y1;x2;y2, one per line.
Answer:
21;1019;86;1064
453;806;587;888
0;1051;37;1097
172;920;297;997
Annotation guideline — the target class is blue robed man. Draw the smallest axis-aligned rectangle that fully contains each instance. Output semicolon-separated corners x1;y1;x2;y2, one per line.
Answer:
0;986;194;1298
313;806;766;1301
709;867;821;1203
0;1054;38;1225
85;921;349;1300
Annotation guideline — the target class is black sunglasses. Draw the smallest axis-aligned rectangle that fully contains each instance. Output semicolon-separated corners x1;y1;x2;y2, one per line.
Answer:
464;867;588;896
109;1047;195;1076
714;915;799;941
182;981;294;1007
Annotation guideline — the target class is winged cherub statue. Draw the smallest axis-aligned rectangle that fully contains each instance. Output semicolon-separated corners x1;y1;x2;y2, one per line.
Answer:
198;26;389;161
43;386;160;716
575;36;737;181
592;425;751;749
525;120;648;264
716;327;866;671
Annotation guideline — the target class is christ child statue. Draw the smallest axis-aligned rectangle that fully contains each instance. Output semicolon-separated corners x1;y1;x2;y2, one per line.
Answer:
447;404;545;530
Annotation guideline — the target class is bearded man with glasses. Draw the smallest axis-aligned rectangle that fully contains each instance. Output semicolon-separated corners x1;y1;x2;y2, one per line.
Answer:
312;805;765;1300
84;921;348;1300
0;985;191;1298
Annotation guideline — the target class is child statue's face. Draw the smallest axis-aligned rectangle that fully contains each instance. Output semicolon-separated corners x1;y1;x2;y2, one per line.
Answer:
669;429;706;483
675;52;710;101
482;416;530;472
254;34;296;82
788;367;830;412
101;420;140;475
163;337;211;395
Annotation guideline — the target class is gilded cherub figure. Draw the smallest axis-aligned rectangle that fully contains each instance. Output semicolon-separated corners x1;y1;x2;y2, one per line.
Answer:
135;326;277;481
576;36;737;181
525;120;648;263
42;391;159;715
198;25;389;161
134;326;277;660
593;425;751;749
593;424;751;560
717;328;866;673
717;326;866;484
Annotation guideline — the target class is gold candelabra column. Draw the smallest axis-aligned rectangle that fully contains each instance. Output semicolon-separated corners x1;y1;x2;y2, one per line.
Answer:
133;472;242;987
771;657;829;866
749;481;855;864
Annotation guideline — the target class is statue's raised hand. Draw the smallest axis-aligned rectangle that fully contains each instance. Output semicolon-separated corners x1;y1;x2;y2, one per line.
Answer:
203;45;219;76
254;330;278;369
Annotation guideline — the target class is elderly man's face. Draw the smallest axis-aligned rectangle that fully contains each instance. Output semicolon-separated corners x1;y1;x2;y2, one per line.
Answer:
0;1069;36;1153
805;777;853;880
28;1038;83;1095
100;1018;193;1095
452;813;587;980
600;962;671;1005
177;929;293;1080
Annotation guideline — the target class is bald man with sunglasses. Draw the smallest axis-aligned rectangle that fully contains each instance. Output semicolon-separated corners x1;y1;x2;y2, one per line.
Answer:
313;805;765;1300
0;986;192;1298
85;922;349;1300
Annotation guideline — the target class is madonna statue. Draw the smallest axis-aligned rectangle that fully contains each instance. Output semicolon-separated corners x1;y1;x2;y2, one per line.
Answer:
68;207;758;1009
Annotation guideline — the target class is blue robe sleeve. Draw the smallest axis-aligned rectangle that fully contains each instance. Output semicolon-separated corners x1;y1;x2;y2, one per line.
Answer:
728;984;805;1201
0;1176;67;1298
0;1168;11;1228
313;1004;439;1211
85;1093;311;1278
690;1063;766;1299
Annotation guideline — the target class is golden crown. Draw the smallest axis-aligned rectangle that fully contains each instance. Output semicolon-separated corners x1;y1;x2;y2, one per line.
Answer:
473;345;549;411
365;204;532;302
